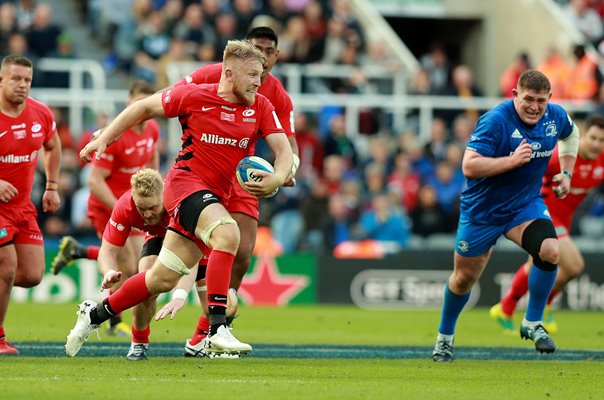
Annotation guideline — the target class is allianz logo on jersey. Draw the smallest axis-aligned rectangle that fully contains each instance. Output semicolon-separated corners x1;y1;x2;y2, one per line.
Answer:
200;133;249;149
0;150;38;163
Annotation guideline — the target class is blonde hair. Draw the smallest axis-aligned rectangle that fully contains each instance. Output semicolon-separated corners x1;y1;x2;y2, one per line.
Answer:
223;39;266;68
130;168;163;197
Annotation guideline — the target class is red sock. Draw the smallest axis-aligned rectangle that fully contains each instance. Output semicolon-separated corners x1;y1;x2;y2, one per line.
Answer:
206;250;234;307
501;264;529;316
547;289;560;306
189;314;209;345
107;271;151;314
132;325;151;344
87;245;100;260
0;326;4;339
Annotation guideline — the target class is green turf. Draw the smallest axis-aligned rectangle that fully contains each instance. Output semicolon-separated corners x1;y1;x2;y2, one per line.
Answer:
2;303;603;400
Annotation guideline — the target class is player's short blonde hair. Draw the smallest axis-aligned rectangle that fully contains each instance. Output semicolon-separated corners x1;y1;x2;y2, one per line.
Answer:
130;168;163;197
223;40;266;68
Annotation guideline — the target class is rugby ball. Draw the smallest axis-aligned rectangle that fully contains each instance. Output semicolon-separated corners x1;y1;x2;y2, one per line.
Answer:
236;156;279;198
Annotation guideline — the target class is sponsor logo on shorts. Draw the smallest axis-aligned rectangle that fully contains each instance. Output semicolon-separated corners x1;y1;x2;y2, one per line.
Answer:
29;234;43;241
0;228;7;239
457;240;469;252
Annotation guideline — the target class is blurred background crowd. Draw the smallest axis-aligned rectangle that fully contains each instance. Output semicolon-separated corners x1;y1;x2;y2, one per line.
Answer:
2;0;604;256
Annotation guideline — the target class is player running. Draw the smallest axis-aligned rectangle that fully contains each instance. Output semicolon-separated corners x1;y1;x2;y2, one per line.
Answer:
432;70;579;362
490;114;604;334
66;40;292;358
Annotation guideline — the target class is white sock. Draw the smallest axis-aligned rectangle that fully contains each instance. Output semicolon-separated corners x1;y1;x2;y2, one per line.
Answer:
522;318;541;328
437;333;454;344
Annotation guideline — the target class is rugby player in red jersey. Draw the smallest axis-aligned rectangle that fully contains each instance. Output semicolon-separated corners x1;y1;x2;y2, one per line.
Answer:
66;40;292;358
51;80;160;336
158;26;300;357
490;115;604;333
0;54;61;354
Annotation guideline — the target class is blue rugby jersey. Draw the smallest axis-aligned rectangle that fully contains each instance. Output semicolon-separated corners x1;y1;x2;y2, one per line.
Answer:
460;100;574;224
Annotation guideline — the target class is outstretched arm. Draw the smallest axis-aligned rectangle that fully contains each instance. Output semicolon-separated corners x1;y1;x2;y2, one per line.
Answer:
80;93;168;162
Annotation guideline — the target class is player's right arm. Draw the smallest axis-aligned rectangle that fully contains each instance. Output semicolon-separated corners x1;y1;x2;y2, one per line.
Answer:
80;93;168;162
463;139;533;179
98;239;123;289
88;165;118;209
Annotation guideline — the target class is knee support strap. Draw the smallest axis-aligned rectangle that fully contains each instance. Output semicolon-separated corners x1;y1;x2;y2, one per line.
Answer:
158;247;191;276
521;218;558;271
200;216;237;246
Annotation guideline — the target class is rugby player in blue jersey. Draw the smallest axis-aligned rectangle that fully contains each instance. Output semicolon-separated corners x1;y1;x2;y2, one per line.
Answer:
432;70;579;362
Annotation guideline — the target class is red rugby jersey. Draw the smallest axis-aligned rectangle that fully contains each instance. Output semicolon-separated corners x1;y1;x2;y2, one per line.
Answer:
161;83;284;199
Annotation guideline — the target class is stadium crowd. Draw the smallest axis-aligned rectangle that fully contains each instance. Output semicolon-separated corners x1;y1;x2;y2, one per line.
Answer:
1;0;603;256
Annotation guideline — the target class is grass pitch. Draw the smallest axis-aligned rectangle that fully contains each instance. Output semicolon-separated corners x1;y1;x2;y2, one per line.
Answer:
1;303;603;400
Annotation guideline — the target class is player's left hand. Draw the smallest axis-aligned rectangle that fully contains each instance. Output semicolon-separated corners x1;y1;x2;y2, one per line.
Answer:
552;172;571;199
155;298;185;321
244;169;282;197
42;189;61;213
101;269;122;290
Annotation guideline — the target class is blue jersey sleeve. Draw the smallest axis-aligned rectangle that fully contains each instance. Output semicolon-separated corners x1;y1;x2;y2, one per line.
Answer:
466;112;503;157
553;104;574;141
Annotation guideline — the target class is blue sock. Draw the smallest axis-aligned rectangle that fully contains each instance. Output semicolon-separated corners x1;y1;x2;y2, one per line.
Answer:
525;264;557;322
438;284;471;335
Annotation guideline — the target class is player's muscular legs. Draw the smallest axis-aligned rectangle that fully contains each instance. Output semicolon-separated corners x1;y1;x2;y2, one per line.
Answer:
0;245;17;325
133;255;159;331
147;231;202;294
507;219;560;269
450;249;492;295
554;237;584;289
230;212;257;289
13;244;44;287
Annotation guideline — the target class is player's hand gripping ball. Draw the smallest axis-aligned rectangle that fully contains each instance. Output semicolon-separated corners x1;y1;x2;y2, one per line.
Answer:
236;156;279;198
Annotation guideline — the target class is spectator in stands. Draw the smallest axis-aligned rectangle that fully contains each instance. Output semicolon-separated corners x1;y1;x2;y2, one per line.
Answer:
451;113;476;145
354;193;410;249
172;3;216;57
388;152;421;212
442;64;484;124
423;117;450;167
301;0;326;63
321;192;353;252
420;41;450;94
321;15;349;65
321;154;347;195
500;52;531;98
155;37;193;89
301;177;329;251
568;43;601;101
565;0;603;45
427;160;464;218
232;0;257;39
279;15;313;64
538;46;571;101
294;111;324;181
271;185;304;253
361;162;387;210
25;3;63;59
0;3;17;56
133;9;171;82
15;0;35;32
410;184;452;237
213;13;238;58
262;0;293;25
323;114;358;168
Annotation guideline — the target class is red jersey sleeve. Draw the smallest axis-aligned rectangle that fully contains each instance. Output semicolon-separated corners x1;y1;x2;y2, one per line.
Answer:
102;190;134;247
174;63;223;87
261;74;295;138
256;94;285;139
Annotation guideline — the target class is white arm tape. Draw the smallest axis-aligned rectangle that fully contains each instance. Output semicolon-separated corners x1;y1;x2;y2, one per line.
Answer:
558;124;580;157
172;288;189;301
291;154;300;176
